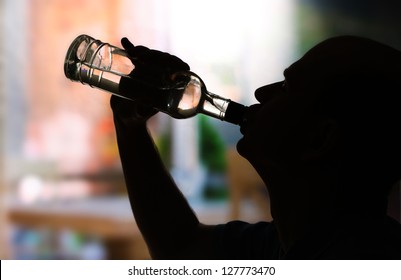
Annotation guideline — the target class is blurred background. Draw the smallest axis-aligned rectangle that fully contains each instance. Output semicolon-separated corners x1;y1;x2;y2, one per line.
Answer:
0;0;400;259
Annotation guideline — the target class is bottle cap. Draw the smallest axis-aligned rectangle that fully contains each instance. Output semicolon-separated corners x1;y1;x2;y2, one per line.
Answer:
224;101;247;125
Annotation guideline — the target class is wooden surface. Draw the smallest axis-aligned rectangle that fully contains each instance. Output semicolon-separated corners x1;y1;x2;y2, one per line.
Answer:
7;197;150;259
6;196;242;259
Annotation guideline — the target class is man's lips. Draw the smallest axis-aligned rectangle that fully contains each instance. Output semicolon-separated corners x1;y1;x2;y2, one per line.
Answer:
239;103;262;135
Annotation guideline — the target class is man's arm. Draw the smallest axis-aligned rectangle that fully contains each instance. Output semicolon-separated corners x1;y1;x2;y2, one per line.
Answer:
111;97;217;259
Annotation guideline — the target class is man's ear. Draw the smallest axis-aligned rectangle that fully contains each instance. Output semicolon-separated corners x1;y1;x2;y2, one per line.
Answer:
302;118;340;162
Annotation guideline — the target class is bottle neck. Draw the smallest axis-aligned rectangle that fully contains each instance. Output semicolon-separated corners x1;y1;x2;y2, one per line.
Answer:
199;91;247;125
170;71;248;125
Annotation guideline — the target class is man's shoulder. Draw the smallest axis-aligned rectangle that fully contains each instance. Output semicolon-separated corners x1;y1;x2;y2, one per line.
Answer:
323;214;401;259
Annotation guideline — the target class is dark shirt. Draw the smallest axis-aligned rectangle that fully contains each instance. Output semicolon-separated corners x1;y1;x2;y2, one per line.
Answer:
214;215;401;259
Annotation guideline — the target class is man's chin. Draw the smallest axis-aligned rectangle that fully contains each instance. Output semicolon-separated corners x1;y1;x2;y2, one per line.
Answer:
236;138;248;158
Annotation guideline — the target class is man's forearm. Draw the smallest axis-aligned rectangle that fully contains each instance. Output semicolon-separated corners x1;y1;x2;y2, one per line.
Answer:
114;117;201;258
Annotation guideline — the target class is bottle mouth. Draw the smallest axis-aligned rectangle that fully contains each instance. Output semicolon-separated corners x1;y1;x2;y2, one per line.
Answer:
64;34;96;81
224;101;247;126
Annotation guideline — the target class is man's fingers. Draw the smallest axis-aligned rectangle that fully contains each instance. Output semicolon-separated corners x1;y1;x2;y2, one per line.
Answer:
121;37;135;50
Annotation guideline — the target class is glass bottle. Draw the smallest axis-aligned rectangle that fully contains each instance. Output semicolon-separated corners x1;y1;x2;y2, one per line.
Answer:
64;34;247;125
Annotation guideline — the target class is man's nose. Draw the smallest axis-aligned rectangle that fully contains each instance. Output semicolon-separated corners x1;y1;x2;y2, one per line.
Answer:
255;81;284;103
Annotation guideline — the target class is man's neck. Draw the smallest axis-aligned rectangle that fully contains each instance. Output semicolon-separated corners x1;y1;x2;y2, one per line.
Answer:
266;166;337;252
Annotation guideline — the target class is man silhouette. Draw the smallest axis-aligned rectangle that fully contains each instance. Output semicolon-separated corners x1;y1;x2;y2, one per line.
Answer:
111;36;401;259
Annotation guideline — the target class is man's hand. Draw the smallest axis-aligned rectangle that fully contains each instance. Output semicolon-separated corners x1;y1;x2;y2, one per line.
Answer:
111;37;190;126
121;37;190;87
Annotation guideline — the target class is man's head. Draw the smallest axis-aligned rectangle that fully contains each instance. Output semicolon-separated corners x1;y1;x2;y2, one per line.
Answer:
238;36;401;201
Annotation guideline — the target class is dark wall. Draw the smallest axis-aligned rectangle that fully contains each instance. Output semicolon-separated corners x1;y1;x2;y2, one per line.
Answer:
302;0;401;49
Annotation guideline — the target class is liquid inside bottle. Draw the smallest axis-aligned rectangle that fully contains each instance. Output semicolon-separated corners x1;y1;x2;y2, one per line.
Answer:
119;71;246;125
64;34;247;125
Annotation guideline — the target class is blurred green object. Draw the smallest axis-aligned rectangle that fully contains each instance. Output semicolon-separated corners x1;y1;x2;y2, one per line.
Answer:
199;115;227;173
199;116;228;200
